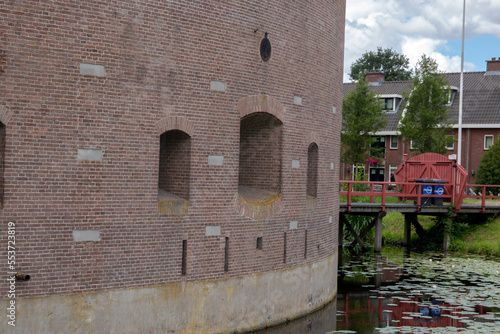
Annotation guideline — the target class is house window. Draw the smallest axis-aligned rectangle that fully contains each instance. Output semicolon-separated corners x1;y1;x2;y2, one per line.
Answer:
389;164;398;182
390;135;398;149
410;139;418;150
485;135;494;150
446;87;458;106
370;136;385;158
382;98;394;111
445;135;454;150
379;95;402;112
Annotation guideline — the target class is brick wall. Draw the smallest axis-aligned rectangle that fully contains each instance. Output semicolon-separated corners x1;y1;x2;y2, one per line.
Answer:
0;0;345;299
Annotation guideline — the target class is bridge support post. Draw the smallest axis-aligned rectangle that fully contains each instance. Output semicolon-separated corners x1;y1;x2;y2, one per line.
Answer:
374;212;386;252
403;214;414;247
338;214;344;271
443;232;450;252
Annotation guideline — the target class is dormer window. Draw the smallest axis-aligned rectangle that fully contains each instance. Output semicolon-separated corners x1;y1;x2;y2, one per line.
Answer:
379;94;402;112
446;86;458;106
383;98;394;111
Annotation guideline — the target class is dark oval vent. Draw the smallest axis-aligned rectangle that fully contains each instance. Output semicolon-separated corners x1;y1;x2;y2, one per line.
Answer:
260;33;271;62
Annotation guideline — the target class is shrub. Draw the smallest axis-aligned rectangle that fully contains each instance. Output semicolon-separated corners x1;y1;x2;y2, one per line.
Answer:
476;135;500;195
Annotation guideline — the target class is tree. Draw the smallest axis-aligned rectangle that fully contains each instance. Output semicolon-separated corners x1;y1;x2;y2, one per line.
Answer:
341;75;387;166
476;135;500;195
349;47;412;82
397;55;454;155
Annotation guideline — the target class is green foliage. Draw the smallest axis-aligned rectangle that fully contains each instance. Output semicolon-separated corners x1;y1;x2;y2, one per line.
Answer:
349;47;412;82
476;135;500;194
343;214;375;255
398;55;453;155
341;171;368;194
341;76;387;165
449;214;499;256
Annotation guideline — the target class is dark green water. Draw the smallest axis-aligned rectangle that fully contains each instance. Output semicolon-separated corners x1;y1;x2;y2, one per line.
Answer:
252;248;500;334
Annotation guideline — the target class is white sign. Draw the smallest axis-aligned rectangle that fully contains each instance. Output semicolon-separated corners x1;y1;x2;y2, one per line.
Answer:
434;186;444;195
423;185;433;195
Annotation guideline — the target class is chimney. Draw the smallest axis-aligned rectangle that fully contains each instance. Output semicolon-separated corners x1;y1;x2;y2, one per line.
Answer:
486;57;500;72
365;70;385;83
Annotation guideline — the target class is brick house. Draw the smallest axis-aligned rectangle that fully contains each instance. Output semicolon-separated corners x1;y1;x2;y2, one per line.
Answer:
341;58;500;184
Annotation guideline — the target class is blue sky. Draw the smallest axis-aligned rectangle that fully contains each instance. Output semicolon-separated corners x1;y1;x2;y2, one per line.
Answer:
344;0;500;82
443;34;500;72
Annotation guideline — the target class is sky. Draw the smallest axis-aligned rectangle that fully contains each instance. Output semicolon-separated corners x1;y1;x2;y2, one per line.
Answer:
344;0;500;82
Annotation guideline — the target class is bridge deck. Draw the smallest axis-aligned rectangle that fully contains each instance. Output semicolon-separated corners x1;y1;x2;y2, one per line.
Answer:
339;202;500;214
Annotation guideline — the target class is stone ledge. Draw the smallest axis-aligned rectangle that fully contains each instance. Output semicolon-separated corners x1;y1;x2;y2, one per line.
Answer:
158;189;188;216
234;186;282;220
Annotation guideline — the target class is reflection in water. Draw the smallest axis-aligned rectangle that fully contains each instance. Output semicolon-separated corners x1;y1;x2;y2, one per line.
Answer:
252;300;337;334
252;248;500;334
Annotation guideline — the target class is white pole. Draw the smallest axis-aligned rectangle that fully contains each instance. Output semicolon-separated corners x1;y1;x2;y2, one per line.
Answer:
457;0;466;166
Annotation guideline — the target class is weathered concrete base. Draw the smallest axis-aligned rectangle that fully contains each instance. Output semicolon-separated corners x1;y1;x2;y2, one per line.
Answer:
0;252;337;333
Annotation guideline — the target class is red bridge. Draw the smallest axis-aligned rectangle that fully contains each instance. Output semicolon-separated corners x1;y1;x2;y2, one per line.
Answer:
340;153;500;214
339;153;500;253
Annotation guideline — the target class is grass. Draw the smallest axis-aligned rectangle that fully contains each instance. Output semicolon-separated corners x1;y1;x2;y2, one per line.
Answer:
380;210;500;257
451;216;500;256
382;213;435;245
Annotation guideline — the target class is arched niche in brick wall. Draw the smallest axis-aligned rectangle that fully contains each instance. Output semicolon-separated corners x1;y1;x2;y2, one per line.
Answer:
306;142;319;212
307;142;319;198
155;116;194;216
157;129;191;216
236;95;284;219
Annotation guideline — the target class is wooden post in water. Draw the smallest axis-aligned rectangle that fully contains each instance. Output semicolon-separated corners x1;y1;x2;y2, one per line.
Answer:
403;214;413;247
374;212;386;252
443;231;451;252
338;213;344;271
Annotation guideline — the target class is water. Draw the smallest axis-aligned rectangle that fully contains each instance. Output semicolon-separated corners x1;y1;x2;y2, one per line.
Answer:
252;248;500;333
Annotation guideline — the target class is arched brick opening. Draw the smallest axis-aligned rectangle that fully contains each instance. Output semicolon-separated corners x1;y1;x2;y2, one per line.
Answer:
239;112;282;192
236;95;285;219
307;142;318;198
238;112;282;206
158;130;191;215
238;95;285;122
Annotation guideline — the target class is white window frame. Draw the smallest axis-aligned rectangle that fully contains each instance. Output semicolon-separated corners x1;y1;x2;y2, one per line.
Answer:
446;86;458;106
485;135;494;150
379;94;402;113
389;164;398;182
410;139;417;150
445;135;454;150
390;135;398;149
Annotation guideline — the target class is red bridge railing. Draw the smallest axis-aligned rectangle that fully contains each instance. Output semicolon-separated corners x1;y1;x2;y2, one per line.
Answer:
340;180;500;213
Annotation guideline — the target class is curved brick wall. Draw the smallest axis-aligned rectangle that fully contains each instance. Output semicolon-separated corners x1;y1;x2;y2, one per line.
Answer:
0;0;345;332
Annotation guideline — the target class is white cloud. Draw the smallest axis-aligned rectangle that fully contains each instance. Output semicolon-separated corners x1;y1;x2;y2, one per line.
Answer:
344;0;500;81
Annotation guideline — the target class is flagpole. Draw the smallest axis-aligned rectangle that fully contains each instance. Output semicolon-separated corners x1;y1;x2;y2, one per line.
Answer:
457;0;466;166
